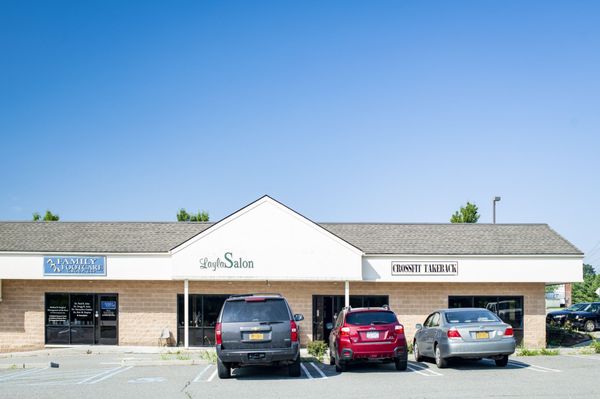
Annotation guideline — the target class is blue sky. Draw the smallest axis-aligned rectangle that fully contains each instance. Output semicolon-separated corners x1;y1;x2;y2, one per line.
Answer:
1;1;599;266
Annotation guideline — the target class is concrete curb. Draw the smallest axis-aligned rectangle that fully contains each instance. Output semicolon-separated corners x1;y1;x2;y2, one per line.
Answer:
120;359;211;367
0;363;48;369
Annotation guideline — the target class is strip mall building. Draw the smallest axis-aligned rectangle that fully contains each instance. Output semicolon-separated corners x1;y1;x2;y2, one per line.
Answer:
0;196;583;352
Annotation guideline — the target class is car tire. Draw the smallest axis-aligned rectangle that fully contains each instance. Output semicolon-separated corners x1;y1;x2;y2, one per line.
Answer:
413;341;423;362
395;358;407;371
584;320;596;332
217;358;231;379
335;357;347;373
495;355;509;367
434;345;448;369
288;356;301;377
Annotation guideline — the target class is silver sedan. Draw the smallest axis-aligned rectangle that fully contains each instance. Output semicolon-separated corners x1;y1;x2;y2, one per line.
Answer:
413;308;516;368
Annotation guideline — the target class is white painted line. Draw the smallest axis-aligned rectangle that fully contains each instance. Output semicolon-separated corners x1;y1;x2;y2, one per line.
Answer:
309;362;328;379
193;365;212;382
507;362;547;372
77;367;122;384
527;364;561;373
89;366;133;384
0;367;48;382
406;365;432;376
300;363;313;379
408;363;443;376
207;369;217;382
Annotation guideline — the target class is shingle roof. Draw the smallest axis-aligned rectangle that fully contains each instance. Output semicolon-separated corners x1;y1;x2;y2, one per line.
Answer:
0;221;582;255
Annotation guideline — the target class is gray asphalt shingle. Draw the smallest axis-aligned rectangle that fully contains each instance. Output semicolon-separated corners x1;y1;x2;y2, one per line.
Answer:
0;221;582;255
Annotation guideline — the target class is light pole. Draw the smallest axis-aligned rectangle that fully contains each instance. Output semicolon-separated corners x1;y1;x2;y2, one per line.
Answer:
493;196;501;224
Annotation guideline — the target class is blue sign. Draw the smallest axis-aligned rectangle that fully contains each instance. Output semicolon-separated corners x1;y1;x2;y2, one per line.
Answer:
43;256;106;276
101;301;117;310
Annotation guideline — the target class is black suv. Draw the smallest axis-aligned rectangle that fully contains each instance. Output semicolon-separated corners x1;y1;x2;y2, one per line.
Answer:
215;294;304;379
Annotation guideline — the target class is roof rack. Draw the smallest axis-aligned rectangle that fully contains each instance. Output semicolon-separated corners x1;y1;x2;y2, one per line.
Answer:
227;293;283;299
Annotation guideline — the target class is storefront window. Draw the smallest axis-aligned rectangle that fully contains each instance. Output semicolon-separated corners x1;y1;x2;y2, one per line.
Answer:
177;294;229;346
448;295;524;344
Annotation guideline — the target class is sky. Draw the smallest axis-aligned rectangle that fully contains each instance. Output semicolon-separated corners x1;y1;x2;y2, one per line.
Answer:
1;1;599;266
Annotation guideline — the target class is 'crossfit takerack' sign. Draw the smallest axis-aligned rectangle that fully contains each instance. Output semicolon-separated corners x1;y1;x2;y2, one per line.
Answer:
391;261;458;276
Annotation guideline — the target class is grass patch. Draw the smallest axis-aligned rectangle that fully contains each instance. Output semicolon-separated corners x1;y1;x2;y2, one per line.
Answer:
199;350;217;364
307;341;328;362
592;341;600;354
539;348;559;356
517;347;540;356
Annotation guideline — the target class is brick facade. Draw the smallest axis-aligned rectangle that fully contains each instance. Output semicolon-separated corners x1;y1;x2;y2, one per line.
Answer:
0;279;546;352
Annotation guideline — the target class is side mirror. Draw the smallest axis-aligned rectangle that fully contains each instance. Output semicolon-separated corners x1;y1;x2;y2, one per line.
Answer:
294;314;304;322
415;323;423;330
325;322;333;330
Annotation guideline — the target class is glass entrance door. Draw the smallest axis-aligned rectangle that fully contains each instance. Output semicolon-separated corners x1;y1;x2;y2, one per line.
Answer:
96;295;118;345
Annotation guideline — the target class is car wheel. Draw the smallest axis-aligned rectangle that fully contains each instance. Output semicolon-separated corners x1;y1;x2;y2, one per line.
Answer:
395;358;407;371
434;345;448;369
413;341;423;362
217;358;231;379
335;357;347;373
288;356;301;377
495;355;509;367
584;320;596;332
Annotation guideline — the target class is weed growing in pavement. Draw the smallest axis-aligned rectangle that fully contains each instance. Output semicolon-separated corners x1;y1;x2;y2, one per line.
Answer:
591;341;600;354
407;342;414;354
539;348;559;356
307;341;328;362
176;354;191;361
8;364;17;370
199;350;218;363
577;347;594;355
517;347;540;356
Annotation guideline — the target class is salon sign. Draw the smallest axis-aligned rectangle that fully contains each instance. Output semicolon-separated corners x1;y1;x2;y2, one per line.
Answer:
44;256;107;276
391;261;458;276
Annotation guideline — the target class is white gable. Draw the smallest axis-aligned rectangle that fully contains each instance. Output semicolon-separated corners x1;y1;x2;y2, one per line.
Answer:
171;196;363;281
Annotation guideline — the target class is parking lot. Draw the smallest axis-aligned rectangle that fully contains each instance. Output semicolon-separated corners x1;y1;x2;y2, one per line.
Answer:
1;350;599;398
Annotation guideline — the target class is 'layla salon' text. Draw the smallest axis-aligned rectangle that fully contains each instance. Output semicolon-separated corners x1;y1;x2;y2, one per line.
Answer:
391;261;458;276
199;252;254;271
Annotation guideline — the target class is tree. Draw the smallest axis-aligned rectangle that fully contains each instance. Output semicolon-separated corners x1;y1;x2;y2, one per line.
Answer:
177;208;209;222
32;210;59;221
572;263;600;303
450;202;480;223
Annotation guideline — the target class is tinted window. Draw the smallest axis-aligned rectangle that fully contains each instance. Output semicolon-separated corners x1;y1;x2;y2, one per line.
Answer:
221;299;290;322
345;311;397;326
431;313;440;327
445;310;500;324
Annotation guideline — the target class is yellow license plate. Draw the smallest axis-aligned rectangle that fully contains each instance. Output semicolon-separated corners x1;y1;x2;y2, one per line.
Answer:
476;332;489;339
249;333;264;340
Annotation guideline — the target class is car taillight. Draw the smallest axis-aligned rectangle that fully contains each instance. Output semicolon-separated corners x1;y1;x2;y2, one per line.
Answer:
394;324;404;334
340;326;351;337
504;327;514;337
290;320;298;342
215;322;222;345
447;328;461;339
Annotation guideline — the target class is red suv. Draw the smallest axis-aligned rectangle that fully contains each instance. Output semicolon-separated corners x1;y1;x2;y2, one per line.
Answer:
328;306;408;372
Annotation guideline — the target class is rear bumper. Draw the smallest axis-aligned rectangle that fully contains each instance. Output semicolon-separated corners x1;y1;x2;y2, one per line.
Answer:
339;341;408;362
217;343;299;366
441;339;516;358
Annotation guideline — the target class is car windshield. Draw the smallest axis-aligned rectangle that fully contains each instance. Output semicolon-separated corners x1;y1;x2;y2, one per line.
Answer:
445;310;500;324
221;299;290;322
345;311;397;326
566;304;587;311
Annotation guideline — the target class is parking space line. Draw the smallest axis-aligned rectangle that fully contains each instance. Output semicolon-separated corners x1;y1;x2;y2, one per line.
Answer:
300;363;313;379
207;369;217;382
524;364;561;373
406;365;434;376
506;361;557;373
77;367;122;384
408;363;443;376
89;366;133;384
309;362;328;379
192;365;212;382
0;367;48;382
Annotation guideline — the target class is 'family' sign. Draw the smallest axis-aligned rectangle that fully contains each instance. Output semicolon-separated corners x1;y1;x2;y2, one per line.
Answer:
43;256;107;276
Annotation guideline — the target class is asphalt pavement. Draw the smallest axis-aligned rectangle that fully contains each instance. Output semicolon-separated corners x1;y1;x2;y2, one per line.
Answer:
1;350;599;398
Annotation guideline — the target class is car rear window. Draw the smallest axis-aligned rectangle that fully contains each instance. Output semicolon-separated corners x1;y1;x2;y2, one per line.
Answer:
445;310;500;324
345;311;397;326
221;298;290;322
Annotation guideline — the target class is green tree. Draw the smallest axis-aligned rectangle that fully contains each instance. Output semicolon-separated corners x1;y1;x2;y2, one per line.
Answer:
32;210;59;221
450;202;480;223
177;208;209;222
572;263;600;303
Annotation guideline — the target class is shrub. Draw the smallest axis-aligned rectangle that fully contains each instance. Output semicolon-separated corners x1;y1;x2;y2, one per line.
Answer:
307;340;328;361
517;346;539;356
591;341;600;354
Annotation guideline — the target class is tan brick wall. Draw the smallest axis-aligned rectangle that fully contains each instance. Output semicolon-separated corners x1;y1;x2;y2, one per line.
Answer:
0;280;546;352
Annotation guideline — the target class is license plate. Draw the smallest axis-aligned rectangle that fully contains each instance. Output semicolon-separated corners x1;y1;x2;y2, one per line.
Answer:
366;331;379;339
475;331;489;339
248;333;264;340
